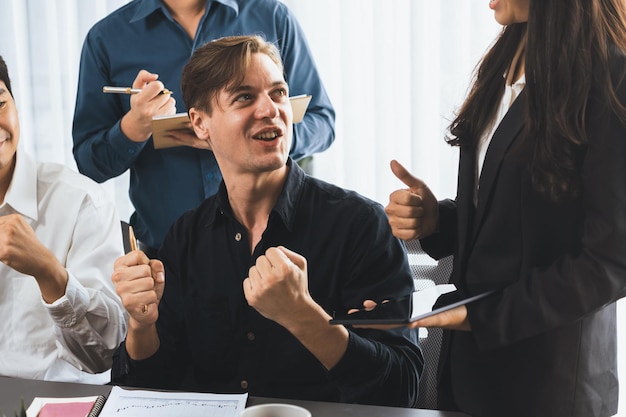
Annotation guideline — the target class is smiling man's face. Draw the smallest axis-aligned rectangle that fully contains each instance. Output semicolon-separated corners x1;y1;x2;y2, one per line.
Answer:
190;52;293;178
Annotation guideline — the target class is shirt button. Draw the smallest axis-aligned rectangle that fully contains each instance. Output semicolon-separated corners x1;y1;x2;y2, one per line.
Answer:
127;147;136;155
235;232;242;241
241;380;248;389
247;332;255;341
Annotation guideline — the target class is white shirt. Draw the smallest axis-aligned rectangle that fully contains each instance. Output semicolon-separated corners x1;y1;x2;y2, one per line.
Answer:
475;74;526;206
0;149;127;384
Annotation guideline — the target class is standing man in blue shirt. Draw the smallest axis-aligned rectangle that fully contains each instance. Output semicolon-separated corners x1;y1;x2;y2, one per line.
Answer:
72;0;335;255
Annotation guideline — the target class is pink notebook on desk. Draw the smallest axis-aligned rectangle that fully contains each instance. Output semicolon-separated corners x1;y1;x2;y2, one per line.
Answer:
38;401;94;417
27;395;106;417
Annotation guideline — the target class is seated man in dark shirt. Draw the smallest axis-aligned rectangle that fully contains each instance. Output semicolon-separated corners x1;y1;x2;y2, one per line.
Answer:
110;35;422;407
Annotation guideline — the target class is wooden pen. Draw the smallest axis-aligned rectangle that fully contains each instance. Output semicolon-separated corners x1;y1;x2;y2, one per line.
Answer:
128;225;138;252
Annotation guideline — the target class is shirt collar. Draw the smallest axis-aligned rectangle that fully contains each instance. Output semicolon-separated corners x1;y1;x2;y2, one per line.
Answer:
3;148;38;221
511;73;526;94
272;158;305;232
209;158;304;232
130;0;238;23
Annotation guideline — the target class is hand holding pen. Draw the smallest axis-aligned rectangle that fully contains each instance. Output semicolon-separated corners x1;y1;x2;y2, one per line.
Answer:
117;69;177;143
112;237;165;327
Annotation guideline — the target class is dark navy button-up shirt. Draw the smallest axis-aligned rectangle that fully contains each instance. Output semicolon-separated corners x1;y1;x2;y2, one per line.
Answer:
112;159;422;407
72;0;335;248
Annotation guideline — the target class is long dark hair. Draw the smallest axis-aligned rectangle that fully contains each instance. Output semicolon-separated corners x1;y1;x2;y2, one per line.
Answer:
447;0;626;201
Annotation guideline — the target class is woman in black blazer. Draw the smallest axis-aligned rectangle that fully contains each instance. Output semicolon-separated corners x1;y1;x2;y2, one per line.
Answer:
384;0;626;416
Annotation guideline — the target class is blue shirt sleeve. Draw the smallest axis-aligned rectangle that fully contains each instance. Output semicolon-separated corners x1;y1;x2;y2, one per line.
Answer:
72;28;147;183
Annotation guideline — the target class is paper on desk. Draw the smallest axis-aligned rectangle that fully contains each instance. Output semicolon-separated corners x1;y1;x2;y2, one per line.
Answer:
98;386;247;417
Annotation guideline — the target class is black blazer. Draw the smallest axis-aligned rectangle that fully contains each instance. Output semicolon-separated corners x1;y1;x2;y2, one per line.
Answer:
421;57;626;417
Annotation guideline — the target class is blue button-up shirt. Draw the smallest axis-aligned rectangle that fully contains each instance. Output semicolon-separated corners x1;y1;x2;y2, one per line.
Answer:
112;159;421;407
73;0;335;248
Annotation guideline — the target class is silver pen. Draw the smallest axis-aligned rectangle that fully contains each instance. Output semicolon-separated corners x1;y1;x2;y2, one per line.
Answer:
102;86;172;95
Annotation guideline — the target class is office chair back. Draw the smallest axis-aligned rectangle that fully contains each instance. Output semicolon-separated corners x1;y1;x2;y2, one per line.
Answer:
405;239;453;410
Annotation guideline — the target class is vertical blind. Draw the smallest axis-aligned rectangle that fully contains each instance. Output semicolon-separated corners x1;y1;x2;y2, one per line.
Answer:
280;0;499;205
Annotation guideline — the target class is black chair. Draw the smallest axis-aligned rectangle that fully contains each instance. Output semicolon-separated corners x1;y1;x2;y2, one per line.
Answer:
405;239;453;410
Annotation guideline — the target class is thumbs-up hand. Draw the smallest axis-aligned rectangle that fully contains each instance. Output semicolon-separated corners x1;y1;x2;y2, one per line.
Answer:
385;160;439;240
